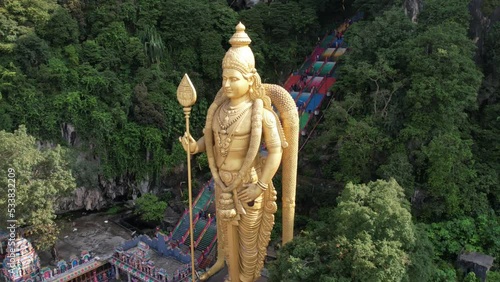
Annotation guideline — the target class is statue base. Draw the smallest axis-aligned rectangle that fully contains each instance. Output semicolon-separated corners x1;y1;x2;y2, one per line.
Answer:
205;266;268;282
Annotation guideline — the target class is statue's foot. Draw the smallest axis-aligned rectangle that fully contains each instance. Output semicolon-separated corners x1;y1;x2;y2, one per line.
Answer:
199;258;225;281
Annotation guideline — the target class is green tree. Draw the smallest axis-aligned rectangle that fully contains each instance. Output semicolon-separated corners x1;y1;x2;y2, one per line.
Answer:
38;7;79;47
310;2;484;220
239;1;320;82
473;22;500;212
0;125;76;250
427;215;500;262
270;179;424;282
134;193;167;223
0;0;58;53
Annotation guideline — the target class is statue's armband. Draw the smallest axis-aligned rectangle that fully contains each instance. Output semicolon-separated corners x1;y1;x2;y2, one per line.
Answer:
263;110;281;149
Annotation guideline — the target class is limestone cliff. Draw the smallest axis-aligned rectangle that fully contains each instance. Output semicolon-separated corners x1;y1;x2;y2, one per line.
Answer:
402;0;500;62
468;0;500;63
403;0;423;23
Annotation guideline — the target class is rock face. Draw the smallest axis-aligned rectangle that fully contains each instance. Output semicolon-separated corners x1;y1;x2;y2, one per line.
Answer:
468;0;500;63
55;124;130;212
61;122;78;146
56;186;107;211
100;176;128;200
402;0;500;63
403;0;423;23
227;0;267;9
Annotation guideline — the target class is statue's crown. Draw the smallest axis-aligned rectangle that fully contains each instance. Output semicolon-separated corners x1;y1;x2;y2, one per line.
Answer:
229;22;252;47
223;22;255;74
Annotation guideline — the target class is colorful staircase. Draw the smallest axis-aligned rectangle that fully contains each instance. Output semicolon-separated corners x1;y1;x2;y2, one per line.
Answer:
285;20;355;135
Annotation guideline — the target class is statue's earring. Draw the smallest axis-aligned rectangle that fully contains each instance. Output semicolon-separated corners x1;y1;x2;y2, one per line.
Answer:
249;81;254;96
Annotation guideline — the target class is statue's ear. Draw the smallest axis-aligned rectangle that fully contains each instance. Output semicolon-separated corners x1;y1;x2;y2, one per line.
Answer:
247;74;255;85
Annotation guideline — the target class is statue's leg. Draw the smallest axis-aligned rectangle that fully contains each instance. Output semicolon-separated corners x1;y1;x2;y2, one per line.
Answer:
200;186;226;281
199;221;226;280
227;222;240;282
238;198;266;282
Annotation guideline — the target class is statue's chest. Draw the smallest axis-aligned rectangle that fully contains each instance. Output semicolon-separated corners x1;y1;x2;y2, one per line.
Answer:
212;106;252;136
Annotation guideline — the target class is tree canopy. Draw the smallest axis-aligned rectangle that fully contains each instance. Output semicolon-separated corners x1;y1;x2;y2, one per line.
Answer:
0;125;76;250
270;179;430;282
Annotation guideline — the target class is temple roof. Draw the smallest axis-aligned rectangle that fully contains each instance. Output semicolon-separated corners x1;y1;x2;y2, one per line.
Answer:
458;252;495;269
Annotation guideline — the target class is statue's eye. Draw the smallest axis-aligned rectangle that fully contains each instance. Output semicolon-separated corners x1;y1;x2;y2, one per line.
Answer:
231;77;239;82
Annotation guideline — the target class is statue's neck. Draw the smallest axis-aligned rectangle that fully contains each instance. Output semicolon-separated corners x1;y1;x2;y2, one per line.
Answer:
229;96;251;107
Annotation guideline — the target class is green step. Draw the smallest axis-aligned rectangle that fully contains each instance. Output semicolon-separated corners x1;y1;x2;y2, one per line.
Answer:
300;113;310;130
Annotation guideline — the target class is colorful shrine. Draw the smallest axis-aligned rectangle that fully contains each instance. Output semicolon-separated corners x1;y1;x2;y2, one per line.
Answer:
0;235;113;282
109;180;217;282
1;237;41;282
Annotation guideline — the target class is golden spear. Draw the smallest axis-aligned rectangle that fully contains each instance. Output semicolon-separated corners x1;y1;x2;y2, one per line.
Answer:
177;74;197;281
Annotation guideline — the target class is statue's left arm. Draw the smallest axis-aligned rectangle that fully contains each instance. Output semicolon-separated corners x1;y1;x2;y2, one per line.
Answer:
238;109;282;203
258;109;283;184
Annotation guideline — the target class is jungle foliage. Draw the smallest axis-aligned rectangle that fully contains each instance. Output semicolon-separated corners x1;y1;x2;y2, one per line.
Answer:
1;0;499;279
134;193;168;223
0;126;76;250
282;0;500;280
0;0;320;255
0;0;320;183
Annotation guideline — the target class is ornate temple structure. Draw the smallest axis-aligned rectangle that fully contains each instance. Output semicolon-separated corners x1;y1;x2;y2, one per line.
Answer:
1;237;41;282
0;231;8;269
0;235;113;282
0;180;217;282
109;180;218;282
110;233;208;282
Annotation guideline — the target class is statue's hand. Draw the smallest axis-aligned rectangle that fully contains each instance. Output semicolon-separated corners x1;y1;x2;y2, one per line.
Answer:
238;183;263;203
178;132;198;154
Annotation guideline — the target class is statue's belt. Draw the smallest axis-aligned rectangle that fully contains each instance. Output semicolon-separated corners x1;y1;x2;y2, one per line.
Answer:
219;168;256;187
219;170;240;186
218;169;262;215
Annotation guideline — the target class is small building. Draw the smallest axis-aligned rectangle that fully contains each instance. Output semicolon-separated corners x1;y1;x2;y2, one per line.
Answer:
0;230;9;268
110;235;192;282
1;237;41;282
0;234;114;282
457;252;495;282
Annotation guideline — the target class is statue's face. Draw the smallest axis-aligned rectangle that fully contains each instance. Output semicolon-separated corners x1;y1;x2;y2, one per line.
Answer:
222;68;250;100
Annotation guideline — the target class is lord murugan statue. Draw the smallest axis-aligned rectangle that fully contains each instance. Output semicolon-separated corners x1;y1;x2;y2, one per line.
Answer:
180;22;298;282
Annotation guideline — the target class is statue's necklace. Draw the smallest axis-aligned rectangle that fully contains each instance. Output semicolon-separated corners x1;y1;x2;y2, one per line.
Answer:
218;101;252;134
217;101;252;157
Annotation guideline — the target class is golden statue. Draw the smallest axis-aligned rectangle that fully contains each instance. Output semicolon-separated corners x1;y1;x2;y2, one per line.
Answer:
180;22;298;282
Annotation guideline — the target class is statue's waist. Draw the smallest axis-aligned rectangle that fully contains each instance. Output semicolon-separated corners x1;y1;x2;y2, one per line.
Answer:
219;167;258;186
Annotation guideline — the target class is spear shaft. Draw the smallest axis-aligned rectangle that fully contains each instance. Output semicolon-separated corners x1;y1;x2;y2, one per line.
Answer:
177;74;198;281
183;107;196;281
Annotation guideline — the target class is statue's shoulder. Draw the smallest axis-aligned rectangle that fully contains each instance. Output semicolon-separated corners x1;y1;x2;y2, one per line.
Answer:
262;107;279;127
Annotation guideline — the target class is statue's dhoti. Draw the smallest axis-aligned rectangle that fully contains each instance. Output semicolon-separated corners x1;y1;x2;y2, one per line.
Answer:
217;167;277;282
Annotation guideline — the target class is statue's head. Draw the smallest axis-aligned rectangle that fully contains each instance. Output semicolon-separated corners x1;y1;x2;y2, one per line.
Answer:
222;22;263;101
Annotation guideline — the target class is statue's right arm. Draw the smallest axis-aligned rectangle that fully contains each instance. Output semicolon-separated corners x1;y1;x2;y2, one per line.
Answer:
195;136;206;153
179;133;205;154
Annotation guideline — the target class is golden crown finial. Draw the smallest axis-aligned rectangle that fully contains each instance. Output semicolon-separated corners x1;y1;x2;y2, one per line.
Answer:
236;22;245;32
229;22;251;47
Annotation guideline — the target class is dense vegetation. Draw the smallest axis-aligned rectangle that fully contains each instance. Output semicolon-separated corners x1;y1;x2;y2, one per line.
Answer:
273;0;500;281
0;0;320;249
0;0;498;280
0;126;75;251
